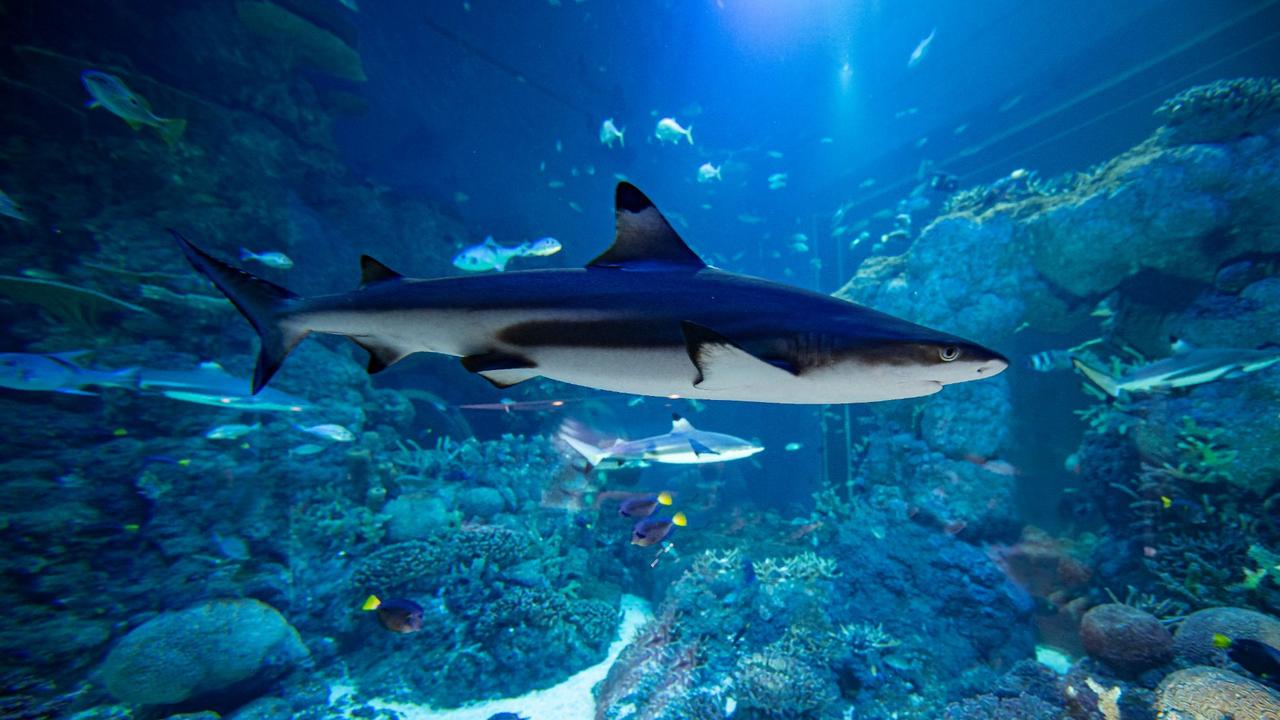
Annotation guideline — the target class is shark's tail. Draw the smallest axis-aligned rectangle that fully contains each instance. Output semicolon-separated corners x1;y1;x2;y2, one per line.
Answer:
172;230;307;393
1071;357;1120;398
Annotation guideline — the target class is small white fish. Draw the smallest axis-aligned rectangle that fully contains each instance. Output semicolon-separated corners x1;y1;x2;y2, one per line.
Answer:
453;191;470;203
784;442;803;451
894;107;919;119
568;201;584;213
819;137;834;144
292;443;326;456
206;422;260;440
240;249;294;269
520;236;562;257
953;123;969;135
599;118;625;148
908;28;936;68
555;139;563;153
655;117;693;145
858;178;877;189
790;242;810;253
0;190;28;222
737;214;765;225
548;180;566;189
766;151;784;159
296;423;355;442
767;173;788;189
81;70;186;146
696;163;722;183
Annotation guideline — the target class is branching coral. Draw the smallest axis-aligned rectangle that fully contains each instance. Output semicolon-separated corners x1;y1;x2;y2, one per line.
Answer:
839;622;901;654
1155;77;1280;145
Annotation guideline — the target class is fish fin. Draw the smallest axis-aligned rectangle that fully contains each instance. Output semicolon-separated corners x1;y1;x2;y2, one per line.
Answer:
172;230;307;394
85;99;101;110
349;337;411;375
56;388;98;396
686;125;693;144
124;118;143;131
657;491;673;505
619;130;624;147
1070;358;1119;398
1212;633;1232;649
362;595;381;611
670;413;694;432
493;253;511;272
156;118;186;147
689;438;719;456
672;512;688;527
681;321;799;391
358;255;403;287
47;350;92;368
460;351;538;388
587;183;706;271
561;433;611;467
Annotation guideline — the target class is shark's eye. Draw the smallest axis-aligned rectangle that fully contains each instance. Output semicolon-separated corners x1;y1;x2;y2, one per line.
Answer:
939;346;960;362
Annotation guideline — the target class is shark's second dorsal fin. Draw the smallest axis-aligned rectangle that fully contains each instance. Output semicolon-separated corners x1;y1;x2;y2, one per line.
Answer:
588;183;706;271
359;256;403;287
671;413;694;432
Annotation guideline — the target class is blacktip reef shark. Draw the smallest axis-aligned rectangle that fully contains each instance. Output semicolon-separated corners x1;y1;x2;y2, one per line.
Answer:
174;183;1007;404
561;414;763;472
1072;346;1280;398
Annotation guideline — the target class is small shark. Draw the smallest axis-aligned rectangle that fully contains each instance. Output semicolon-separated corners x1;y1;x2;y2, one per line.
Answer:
174;182;1006;404
1073;347;1280;398
0;351;138;395
561;414;763;471
137;362;309;412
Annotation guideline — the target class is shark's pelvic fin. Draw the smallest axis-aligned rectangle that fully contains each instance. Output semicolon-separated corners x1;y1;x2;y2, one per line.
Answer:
588;182;707;271
681;321;799;391
461;351;539;388
173;230;306;394
359;256;403;287
350;338;411;375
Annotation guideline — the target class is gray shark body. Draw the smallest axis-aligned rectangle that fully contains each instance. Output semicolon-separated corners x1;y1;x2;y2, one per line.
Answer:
562;414;763;467
177;183;1006;404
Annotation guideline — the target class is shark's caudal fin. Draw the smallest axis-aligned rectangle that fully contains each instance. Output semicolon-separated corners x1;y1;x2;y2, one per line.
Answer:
1071;357;1120;398
561;434;612;470
172;231;306;394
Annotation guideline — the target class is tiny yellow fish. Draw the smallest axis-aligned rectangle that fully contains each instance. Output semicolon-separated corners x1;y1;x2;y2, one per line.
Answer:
113;428;128;437
1160;496;1172;509
178;458;192;467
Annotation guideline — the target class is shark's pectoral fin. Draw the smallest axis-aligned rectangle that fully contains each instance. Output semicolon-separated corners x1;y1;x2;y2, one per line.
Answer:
461;351;539;388
688;438;719;456
681;321;799;391
349;337;412;375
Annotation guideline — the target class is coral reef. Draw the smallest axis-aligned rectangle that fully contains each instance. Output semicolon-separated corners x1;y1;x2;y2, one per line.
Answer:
1079;603;1173;677
1173;607;1280;665
1155;666;1280;719
100;599;309;707
1155;77;1280;145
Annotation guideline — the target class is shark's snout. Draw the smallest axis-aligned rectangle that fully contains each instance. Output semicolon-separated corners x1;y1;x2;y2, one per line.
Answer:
976;357;1009;376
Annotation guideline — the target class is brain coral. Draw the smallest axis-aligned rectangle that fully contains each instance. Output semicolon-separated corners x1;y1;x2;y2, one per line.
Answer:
101;599;308;706
1174;607;1280;665
1079;603;1173;676
1155;666;1280;720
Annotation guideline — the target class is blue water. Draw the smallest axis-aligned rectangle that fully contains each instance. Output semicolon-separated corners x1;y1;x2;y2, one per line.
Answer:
2;2;1279;718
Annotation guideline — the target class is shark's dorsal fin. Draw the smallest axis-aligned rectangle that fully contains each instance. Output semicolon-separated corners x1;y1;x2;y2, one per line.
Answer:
588;183;706;271
671;413;694;432
359;256;403;287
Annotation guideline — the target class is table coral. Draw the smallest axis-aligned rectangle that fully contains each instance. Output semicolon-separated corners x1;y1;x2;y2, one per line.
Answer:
1155;77;1280;145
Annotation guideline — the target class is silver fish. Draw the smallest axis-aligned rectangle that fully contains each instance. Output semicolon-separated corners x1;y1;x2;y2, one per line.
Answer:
81;70;186;146
175;182;1007;405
